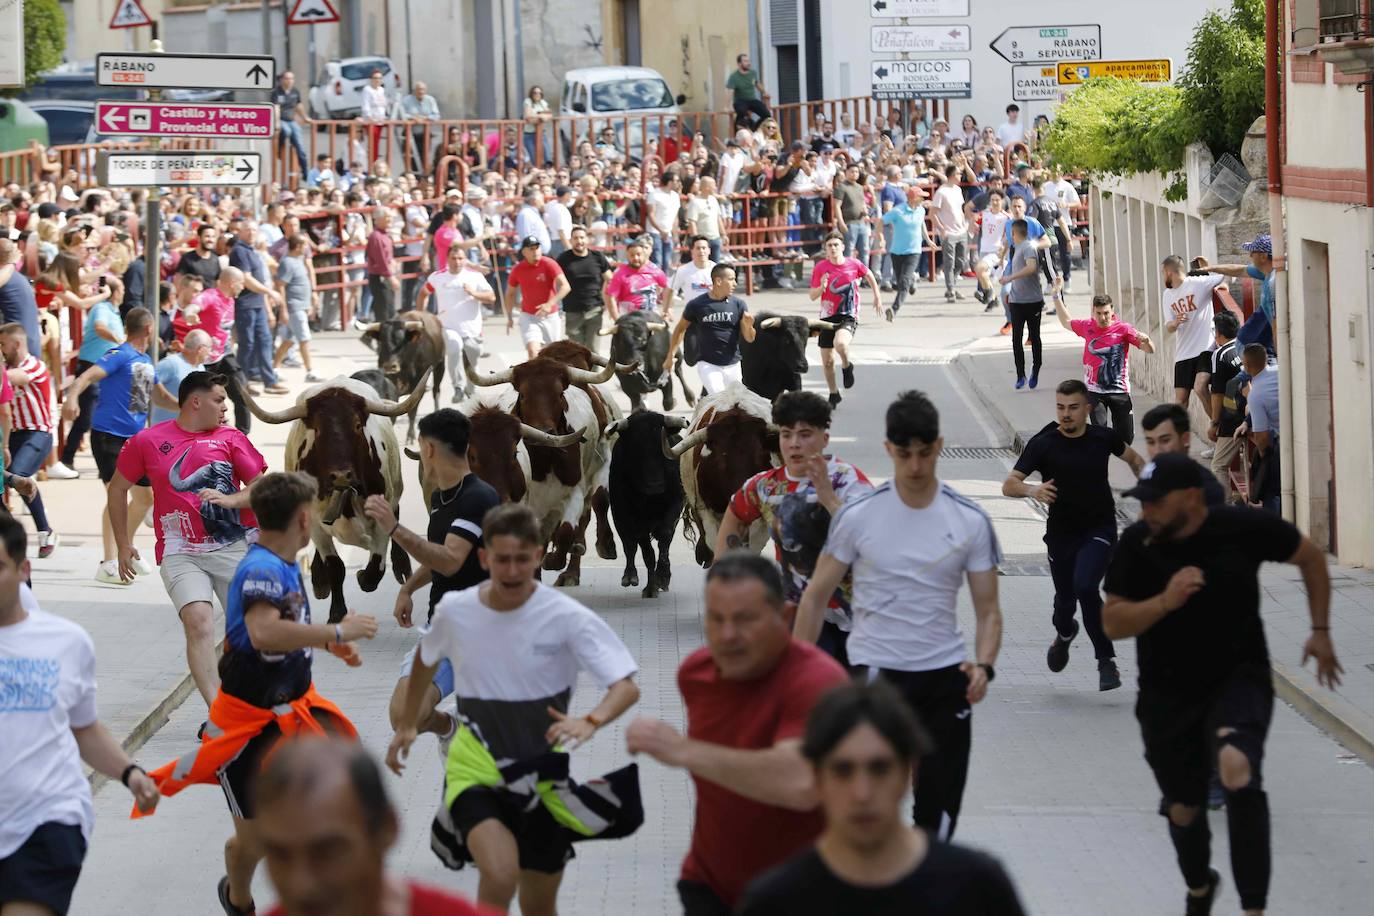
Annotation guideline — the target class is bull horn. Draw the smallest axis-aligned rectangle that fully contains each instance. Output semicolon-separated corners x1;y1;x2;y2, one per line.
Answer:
362;322;380;334
808;318;830;331
663;415;690;430
364;368;433;418
645;321;668;332
404;447;421;460
669;427;708;458
759;317;781;329
403;320;424;331
566;362;617;385
603;418;629;438
239;384;307;425
615;360;640;373
520;424;583;448
596;326;617;336
586;351;610;367
464;351;513;387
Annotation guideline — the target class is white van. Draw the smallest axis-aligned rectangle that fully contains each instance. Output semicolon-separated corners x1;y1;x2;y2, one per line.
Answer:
558;66;686;162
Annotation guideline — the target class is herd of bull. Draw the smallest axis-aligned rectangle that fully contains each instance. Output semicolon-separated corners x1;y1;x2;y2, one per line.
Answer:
235;307;841;621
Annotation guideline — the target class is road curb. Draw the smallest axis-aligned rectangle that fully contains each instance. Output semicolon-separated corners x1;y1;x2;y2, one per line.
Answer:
951;351;1025;451
88;673;197;794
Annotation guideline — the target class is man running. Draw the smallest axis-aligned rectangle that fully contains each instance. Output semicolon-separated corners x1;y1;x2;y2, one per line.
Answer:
606;236;670;320
668;235;716;316
131;471;378;916
1002;379;1145;691
506;236;570;359
879;186;930;316
1140;404;1226;506
109;371;267;707
1054;292;1154;444
798;391;1003;838
387;503;640;916
809;232;883;409
1162;255;1225;416
417;241;496;401
555;225;614;353
626;554;846;915
972;189;1009;311
1205;312;1246;500
1000;219;1047;390
0;514;160;916
663;263;755;395
363;409;500;752
1103;452;1342;916
715;391;872;666
1;323;59;556
738;681;1027;915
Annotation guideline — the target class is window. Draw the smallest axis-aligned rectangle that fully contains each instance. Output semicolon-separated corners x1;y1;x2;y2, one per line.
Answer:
340;59;391;81
591;78;673;112
1320;0;1362;42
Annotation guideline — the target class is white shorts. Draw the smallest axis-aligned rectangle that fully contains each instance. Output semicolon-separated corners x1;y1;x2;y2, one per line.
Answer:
695;360;743;395
159;539;249;614
518;311;564;346
977;251;1001;272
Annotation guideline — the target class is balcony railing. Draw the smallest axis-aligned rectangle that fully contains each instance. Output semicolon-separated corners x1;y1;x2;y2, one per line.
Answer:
1320;1;1365;42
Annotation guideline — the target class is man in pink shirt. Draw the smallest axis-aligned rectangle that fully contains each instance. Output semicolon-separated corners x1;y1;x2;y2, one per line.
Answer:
606;237;670;320
809;232;882;409
174;267;243;363
1053;291;1154;444
366;208;400;323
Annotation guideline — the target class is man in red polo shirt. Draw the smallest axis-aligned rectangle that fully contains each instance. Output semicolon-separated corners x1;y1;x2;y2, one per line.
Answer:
626;553;846;916
506;234;570;359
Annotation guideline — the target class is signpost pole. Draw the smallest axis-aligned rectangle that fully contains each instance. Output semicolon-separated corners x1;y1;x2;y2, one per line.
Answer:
144;41;164;428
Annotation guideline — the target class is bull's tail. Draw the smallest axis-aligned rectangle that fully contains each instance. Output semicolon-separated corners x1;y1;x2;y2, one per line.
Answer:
680;501;700;545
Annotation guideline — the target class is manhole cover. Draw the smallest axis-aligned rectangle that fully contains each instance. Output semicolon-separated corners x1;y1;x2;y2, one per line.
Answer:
941;446;1018;460
999;562;1052;577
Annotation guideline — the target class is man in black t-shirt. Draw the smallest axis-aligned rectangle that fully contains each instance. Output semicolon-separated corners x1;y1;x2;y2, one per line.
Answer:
175;225;222;287
1031;177;1072;291
270;71;309;178
365;409;500;750
1206;311;1246;501
663;262;756;395
556;225;614;354
1003;379;1144;691
738;681;1026;916
1140;404;1226;507
1103;452;1341;916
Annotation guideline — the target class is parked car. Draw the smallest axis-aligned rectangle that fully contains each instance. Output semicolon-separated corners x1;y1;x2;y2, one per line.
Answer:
28;101;95;146
558;66;686;162
308;56;402;120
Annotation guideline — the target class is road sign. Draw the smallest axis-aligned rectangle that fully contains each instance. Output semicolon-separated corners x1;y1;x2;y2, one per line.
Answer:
870;0;968;18
96;101;276;139
109;0;152;29
1057;59;1171;85
1012;64;1063;102
96;53;276;91
0;0;23;89
98;151;262;188
990;25;1101;64
871;59;971;100
871;24;971;54
288;0;340;25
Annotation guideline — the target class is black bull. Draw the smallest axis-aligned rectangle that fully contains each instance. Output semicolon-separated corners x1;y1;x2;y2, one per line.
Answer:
362;310;445;442
604;410;689;598
601;312;697;412
739;312;828;402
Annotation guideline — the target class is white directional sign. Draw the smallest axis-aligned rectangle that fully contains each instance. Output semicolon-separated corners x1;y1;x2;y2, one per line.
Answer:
871;59;971;100
98;151;262;188
1012;64;1063;102
95;53;276;92
0;0;23;89
990;25;1101;64
871;24;971;54
869;0;968;18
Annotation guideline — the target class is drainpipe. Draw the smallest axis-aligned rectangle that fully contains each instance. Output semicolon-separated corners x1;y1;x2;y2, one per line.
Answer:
1266;0;1295;523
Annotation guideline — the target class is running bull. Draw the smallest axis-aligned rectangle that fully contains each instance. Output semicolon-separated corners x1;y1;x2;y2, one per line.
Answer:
598;311;696;412
604;410;689;598
361;310;446;444
738;312;829;402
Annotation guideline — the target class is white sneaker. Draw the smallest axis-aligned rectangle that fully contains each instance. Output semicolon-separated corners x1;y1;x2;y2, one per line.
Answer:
131;553;155;576
436;712;456;763
95;560;130;585
47;462;79;480
1200;447;1215;459
37;531;60;558
304;372;324;382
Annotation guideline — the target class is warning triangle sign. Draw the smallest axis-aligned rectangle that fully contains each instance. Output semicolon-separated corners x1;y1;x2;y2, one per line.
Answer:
110;0;152;29
288;0;341;25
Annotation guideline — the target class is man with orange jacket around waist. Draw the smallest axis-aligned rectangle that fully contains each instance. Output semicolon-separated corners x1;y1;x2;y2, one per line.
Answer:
130;471;379;916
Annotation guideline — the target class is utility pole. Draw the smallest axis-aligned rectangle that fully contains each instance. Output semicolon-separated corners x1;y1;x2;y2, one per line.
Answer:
143;40;165;428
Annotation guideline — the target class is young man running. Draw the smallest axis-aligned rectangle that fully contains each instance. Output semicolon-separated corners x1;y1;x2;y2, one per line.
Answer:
554;225;614;354
798;391;1003;839
109;371;268;707
738;681;1026;915
130;471;378;916
1104;452;1342;916
1002;379;1145;691
668;235;717;315
1054;293;1154;444
506;236;570;359
1162;255;1224;416
809;232;883;409
387;503;640;916
972;189;1009;310
606;236;670;320
1000;219;1047;390
715;390;872;666
1140;404;1226;506
0;514;160;916
362;409;500;751
663;262;756;395
417;241;496;401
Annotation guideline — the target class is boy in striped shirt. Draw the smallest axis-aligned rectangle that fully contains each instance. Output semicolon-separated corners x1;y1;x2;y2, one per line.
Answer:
0;323;57;556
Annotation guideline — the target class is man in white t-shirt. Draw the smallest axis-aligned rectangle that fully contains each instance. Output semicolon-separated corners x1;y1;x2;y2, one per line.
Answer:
797;391;1003;841
995;103;1025;148
1161;255;1225;417
973;189;1010;309
685;177;727;262
647;173;683;270
931;164;971;303
668;236;716;316
417;241;496;402
543;185;574;258
387;503;640;916
0;516;160;915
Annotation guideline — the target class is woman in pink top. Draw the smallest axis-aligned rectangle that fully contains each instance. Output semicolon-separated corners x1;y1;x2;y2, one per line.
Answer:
808;231;882;409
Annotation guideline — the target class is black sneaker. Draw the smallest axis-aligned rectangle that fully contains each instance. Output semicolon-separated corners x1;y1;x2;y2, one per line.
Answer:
1185;868;1221;915
842;365;855;389
828;392;842;408
1047;619;1079;673
218;875;255;916
1098;658;1122;691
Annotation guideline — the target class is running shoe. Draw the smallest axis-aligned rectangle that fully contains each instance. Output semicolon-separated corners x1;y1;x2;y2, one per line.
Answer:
1028;374;1039;390
945;291;956;303
953;290;965;300
47;461;79;480
1098;658;1121;691
265;384;291;395
132;553;155;577
95;560;129;586
842;365;855;389
1185;868;1221;915
38;531;59;559
1000;322;1012;335
304;372;324;382
218;875;255;916
452;391;464;403
281;356;303;368
1015;377;1026;390
884;307;894;322
1047;619;1079;672
973;286;988;304
1200;447;1215;459
828;392;842;409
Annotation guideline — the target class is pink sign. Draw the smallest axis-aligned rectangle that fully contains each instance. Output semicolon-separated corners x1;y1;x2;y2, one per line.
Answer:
95;101;277;139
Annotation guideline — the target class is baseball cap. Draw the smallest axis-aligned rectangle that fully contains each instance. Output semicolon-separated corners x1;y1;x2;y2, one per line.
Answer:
465;186;488;200
519;235;542;249
1124;453;1206;503
1241;233;1272;254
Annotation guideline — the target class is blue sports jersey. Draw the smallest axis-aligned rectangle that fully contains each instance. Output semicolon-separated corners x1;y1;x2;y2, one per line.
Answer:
220;543;313;707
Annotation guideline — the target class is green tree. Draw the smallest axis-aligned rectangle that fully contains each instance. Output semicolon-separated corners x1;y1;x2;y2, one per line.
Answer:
3;0;66;95
1177;0;1267;158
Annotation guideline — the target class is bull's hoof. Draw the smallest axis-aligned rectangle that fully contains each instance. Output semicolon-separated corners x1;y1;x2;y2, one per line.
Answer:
694;540;714;569
621;569;639;588
554;570;580;587
543;551;567;571
570;541;586;557
641;582;659;599
596;535;617;561
327;603;347;624
356;567;385;592
655;566;672;592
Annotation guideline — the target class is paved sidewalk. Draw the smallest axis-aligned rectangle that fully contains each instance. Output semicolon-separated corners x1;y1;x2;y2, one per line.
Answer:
953;321;1374;762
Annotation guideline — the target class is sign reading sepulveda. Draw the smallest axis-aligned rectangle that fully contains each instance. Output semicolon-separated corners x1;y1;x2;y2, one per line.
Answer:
871;25;972;54
990;25;1101;64
871;59;972;100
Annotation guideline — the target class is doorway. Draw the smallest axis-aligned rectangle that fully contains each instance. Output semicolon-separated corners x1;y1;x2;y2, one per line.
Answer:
621;0;642;66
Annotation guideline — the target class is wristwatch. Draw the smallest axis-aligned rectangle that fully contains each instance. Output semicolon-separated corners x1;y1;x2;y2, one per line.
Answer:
976;663;996;683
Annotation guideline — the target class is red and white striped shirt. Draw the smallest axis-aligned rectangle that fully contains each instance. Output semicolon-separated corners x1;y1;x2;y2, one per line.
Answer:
10;355;54;433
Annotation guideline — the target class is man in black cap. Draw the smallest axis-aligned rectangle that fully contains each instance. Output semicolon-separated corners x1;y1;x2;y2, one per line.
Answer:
1103;452;1342;916
506;235;569;359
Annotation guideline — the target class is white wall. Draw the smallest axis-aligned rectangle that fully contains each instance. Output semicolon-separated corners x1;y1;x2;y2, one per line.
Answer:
806;0;1228;129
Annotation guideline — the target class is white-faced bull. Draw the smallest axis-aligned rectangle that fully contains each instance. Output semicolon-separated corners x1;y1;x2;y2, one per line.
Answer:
599;311;697;412
604;410;689;598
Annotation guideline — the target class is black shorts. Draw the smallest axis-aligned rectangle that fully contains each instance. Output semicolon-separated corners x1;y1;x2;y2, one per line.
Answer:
1172;351;1213;390
816;314;857;349
90;429;149;486
1137;664;1274;808
450;785;574;874
219;710;346;819
0;822;87;915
